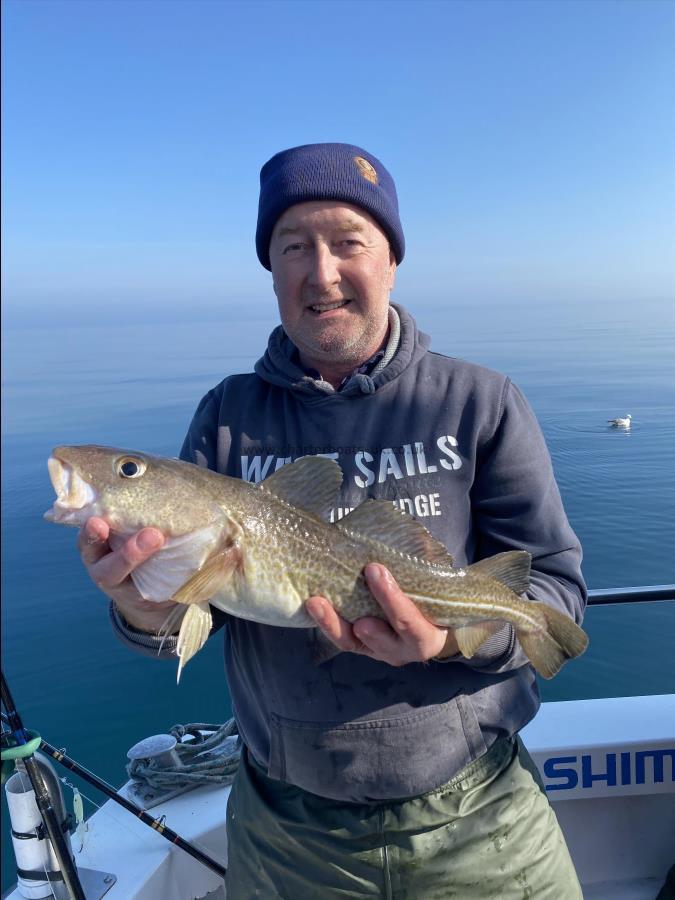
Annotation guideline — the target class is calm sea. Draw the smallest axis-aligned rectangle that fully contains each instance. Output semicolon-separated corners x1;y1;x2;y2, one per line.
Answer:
2;296;674;888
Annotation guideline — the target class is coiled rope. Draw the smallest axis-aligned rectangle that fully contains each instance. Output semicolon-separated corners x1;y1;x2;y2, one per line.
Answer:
126;719;241;807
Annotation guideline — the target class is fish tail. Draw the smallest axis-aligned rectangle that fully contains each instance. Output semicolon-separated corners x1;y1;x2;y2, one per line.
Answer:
175;601;213;683
517;604;589;679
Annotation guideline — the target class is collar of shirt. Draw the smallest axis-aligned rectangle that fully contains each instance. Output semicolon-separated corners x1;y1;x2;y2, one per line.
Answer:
293;349;386;392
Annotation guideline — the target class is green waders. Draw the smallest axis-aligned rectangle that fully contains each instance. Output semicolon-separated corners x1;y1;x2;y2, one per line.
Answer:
225;736;583;899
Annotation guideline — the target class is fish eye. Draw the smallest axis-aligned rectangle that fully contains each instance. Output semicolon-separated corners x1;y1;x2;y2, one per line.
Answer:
116;456;147;479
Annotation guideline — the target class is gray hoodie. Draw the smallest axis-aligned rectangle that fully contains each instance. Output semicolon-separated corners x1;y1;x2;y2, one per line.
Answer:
114;303;586;802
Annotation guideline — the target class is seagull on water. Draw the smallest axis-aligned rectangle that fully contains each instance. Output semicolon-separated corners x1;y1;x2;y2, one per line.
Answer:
608;414;632;428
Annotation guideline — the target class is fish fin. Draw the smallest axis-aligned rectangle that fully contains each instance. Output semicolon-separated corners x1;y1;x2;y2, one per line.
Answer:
453;621;504;658
171;545;242;606
110;526;222;602
338;501;454;566
467;551;531;595
517;605;589;679
175;602;213;683
157;604;187;654
260;456;343;520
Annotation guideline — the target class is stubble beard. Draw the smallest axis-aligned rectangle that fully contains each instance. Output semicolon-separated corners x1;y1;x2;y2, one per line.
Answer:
297;306;388;371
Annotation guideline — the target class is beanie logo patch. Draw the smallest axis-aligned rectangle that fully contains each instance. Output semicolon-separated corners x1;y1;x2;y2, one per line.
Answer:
353;156;378;185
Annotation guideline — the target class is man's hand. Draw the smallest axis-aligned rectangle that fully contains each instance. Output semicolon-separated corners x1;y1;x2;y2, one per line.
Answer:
78;517;177;633
306;564;460;666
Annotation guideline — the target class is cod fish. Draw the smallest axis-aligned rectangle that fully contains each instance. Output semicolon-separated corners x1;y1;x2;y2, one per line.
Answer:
45;445;588;680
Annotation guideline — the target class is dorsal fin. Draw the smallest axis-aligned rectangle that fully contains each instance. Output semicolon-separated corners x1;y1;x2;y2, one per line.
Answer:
468;551;531;595
259;456;343;520
338;500;454;566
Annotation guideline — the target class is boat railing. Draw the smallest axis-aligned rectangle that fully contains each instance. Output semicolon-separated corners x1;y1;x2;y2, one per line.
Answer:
587;584;675;605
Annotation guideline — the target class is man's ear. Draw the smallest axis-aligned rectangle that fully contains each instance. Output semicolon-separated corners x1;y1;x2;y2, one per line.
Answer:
389;251;397;290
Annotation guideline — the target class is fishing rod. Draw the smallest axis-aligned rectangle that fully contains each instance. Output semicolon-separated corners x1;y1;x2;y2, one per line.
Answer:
1;670;87;900
0;707;228;881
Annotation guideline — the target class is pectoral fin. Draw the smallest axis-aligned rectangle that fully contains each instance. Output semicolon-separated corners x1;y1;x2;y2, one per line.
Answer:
176;602;213;683
170;545;243;606
110;526;223;602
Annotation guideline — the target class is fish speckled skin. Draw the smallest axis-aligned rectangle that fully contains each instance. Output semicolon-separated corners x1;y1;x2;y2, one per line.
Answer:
45;445;588;680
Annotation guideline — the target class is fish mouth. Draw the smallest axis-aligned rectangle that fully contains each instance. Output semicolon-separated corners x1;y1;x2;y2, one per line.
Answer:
44;456;98;525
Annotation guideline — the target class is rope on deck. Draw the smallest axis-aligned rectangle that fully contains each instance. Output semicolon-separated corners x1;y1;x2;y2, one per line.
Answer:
126;719;241;808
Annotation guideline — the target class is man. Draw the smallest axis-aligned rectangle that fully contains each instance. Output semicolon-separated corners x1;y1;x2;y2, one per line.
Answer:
80;143;586;897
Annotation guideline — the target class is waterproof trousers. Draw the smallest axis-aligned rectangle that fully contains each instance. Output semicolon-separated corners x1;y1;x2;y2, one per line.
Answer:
225;736;583;899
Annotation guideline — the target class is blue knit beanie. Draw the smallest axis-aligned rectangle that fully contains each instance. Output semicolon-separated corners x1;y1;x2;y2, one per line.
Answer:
256;143;405;270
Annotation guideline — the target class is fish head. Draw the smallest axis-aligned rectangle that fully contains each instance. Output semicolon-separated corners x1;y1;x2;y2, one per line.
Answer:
45;445;226;536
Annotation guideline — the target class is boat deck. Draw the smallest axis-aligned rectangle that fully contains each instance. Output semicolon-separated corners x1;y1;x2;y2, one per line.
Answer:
4;694;673;899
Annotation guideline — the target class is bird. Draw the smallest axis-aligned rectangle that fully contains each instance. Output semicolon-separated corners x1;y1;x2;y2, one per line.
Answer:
608;414;632;428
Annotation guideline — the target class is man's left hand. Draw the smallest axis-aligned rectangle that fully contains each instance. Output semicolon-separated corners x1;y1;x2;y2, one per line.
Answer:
306;564;460;666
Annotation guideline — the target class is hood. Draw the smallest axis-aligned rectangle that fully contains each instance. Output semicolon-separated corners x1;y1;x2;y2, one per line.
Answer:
254;303;431;399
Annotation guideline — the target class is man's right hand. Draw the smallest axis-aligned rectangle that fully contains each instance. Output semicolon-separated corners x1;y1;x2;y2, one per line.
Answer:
78;517;178;633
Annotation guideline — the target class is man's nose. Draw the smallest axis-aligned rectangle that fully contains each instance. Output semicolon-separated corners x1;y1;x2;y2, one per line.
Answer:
308;243;340;290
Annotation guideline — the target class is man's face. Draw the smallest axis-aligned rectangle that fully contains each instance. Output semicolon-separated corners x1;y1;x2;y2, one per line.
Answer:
269;201;396;374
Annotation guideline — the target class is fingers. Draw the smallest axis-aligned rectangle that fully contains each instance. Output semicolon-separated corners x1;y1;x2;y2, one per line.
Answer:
80;522;165;591
306;566;455;665
436;629;461;659
76;519;175;631
361;564;449;663
95;528;164;589
352;616;402;657
78;517;111;566
363;564;432;644
306;597;368;654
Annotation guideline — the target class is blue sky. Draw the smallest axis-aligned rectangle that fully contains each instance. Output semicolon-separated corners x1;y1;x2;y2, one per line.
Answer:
2;0;674;322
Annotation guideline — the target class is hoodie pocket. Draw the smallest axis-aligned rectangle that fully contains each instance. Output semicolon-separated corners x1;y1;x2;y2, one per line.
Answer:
268;694;487;803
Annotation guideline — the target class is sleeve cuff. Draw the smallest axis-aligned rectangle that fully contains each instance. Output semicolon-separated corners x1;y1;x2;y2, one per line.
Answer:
434;624;517;670
109;602;178;659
